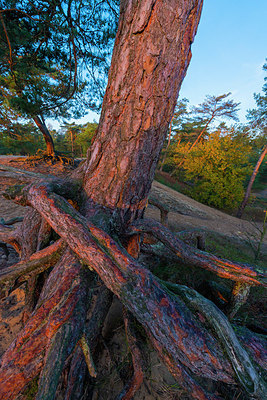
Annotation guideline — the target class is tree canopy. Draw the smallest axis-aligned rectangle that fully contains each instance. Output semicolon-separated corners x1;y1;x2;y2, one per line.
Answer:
0;0;118;154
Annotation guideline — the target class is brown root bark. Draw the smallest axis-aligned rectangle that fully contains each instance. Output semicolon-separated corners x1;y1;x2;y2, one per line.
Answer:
0;250;87;400
9;180;263;398
117;309;144;400
0;239;65;292
128;218;266;286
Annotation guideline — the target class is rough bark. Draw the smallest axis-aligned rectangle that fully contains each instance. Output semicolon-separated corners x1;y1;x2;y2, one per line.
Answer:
128;218;266;286
83;0;203;225
9;181;264;396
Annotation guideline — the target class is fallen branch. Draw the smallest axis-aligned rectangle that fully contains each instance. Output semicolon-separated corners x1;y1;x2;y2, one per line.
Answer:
128;219;266;287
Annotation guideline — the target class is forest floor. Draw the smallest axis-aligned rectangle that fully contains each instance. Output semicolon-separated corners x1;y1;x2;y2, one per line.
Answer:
0;156;266;400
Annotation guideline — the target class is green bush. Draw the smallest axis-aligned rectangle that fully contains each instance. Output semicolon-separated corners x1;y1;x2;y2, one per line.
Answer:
180;131;252;209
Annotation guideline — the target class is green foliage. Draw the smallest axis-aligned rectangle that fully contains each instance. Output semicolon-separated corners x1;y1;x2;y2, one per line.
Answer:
55;122;98;157
75;122;98;157
0;0;118;152
0;122;44;155
0;1;118;117
179;130;252;209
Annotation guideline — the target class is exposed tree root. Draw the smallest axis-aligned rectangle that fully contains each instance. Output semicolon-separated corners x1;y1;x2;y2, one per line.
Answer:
1;179;266;399
0;250;86;400
0;239;65;294
9;180;263;398
128;218;266;287
26;150;75;166
35;262;90;400
161;281;261;395
227;282;251;320
0;163;49;183
68;285;114;398
117;308;144;400
148;195;169;226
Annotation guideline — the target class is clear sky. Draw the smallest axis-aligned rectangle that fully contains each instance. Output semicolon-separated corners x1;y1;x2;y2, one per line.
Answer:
179;0;267;122
56;0;267;128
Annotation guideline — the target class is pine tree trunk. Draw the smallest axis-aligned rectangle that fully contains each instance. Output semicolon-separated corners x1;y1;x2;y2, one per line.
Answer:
84;0;203;225
33;115;55;156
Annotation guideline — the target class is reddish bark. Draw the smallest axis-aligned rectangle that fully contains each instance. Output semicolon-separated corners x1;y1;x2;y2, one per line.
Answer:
0;250;88;400
83;0;203;225
118;309;144;400
24;182;259;387
128;218;266;286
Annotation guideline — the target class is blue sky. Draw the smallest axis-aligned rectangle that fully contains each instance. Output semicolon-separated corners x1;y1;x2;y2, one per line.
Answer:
179;0;267;122
57;0;267;128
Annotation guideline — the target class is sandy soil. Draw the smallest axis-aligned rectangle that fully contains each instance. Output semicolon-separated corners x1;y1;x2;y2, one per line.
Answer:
147;181;267;248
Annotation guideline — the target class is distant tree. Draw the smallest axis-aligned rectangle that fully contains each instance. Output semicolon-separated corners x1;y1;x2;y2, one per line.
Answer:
237;62;267;217
0;0;118;157
1;3;266;400
75;122;98;157
60;123;83;157
159;98;189;171
0;121;44;155
175;93;240;168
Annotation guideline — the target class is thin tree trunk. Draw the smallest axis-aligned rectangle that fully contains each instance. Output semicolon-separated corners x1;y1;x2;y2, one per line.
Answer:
33;115;55;156
159;114;174;172
176;115;213;169
236;144;267;218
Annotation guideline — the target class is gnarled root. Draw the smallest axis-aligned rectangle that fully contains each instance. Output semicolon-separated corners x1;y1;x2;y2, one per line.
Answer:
128;218;266;286
0;250;88;400
20;181;265;398
1;180;266;399
117;308;144;400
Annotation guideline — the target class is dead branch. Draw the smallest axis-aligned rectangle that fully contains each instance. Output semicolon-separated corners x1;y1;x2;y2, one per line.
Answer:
0;239;65;291
128;219;266;287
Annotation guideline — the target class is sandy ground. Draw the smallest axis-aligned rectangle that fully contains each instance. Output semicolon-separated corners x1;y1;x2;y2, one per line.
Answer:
147;181;267;248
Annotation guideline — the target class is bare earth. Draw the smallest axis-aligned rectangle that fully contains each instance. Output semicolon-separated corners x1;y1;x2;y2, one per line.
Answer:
148;181;267;248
